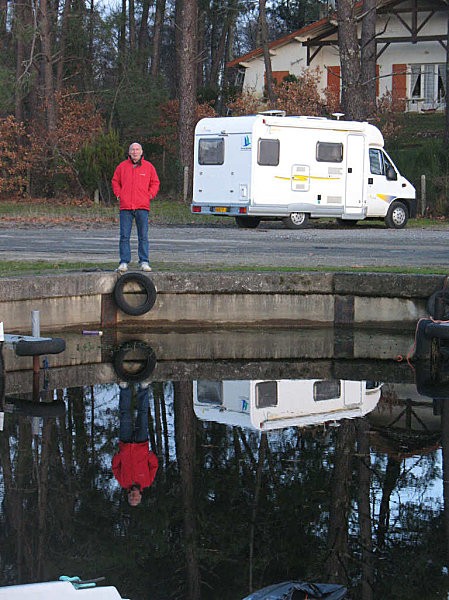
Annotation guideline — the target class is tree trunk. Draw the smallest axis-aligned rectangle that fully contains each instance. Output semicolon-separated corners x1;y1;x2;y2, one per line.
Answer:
129;0;136;52
326;420;356;584
137;0;152;74
259;0;276;106
441;399;449;568
444;10;449;147
118;0;127;74
0;0;7;47
336;0;364;120
174;381;201;599
38;0;57;134
150;0;166;78
360;0;377;118
357;419;374;600
55;0;72;92
178;0;197;201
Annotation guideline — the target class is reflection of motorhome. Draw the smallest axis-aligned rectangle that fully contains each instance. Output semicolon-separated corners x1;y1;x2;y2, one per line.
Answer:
193;379;382;431
191;113;416;229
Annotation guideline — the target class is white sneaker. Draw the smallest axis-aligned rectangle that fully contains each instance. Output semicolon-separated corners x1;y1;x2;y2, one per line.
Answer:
116;263;128;273
140;262;152;272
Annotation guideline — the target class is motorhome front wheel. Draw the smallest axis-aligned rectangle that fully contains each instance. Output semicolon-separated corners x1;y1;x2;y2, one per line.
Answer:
385;200;408;229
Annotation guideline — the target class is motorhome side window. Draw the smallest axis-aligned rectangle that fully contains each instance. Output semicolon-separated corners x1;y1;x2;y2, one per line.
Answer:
313;380;341;402
369;149;383;175
198;138;224;165
369;149;397;178
258;139;280;166
316;142;343;163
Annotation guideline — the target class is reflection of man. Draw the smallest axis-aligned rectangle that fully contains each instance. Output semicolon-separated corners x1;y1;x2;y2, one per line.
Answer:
112;382;158;506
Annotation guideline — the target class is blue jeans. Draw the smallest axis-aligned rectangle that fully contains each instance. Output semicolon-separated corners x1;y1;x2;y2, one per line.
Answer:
119;209;149;264
119;385;150;443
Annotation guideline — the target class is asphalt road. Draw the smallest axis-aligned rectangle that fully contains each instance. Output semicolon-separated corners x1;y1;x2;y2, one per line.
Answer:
0;223;448;269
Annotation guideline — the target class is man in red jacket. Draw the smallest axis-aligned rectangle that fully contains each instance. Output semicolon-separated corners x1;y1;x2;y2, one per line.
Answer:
112;382;159;506
112;142;160;273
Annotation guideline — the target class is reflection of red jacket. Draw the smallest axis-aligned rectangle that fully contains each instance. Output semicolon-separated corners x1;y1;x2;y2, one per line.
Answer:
112;442;158;490
112;157;160;211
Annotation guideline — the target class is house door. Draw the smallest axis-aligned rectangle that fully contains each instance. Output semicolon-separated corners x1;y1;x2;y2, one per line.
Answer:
345;135;365;211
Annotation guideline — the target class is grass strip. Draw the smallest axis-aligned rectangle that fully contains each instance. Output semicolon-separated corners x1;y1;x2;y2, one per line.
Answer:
0;260;447;277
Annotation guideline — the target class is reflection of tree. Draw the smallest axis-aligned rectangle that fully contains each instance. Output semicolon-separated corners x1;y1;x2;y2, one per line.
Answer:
174;380;200;600
356;419;374;600
1;382;448;599
325;420;356;586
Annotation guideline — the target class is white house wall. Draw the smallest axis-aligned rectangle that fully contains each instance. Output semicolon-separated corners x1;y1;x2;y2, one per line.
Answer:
240;8;447;108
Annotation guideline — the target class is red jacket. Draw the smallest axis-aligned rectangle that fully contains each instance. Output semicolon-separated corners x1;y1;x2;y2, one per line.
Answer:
112;157;160;211
112;442;159;490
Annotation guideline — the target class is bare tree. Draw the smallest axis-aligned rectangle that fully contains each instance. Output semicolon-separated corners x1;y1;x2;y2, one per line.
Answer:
259;0;276;106
336;0;364;120
178;0;197;201
360;0;377;118
150;0;166;77
444;10;449;147
39;0;57;133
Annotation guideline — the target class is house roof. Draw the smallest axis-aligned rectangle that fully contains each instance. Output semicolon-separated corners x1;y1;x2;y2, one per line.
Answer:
226;0;449;69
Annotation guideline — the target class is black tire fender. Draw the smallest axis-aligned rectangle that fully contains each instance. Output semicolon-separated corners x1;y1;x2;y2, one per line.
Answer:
113;340;157;382
15;337;66;357
426;289;449;320
8;398;66;417
113;272;157;316
425;322;449;340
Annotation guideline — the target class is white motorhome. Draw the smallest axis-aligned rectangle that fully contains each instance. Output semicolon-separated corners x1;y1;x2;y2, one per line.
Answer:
193;379;382;431
191;113;416;229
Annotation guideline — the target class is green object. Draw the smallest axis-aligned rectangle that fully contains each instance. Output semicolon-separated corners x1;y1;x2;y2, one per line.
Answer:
59;575;97;589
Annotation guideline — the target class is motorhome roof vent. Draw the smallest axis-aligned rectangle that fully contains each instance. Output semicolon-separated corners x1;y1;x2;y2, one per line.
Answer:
258;110;286;117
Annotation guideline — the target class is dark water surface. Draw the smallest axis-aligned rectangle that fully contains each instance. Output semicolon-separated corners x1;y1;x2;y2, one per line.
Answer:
0;326;447;600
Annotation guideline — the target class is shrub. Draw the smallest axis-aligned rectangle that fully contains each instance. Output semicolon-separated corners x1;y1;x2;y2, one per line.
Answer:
75;130;124;204
0;116;30;195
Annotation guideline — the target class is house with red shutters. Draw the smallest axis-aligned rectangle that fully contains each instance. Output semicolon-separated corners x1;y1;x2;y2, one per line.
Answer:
226;0;448;112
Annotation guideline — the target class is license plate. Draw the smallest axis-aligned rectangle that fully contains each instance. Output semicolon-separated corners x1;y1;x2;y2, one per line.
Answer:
215;207;229;213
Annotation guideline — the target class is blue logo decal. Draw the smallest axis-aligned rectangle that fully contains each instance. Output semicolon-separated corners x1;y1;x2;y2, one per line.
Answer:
242;135;251;150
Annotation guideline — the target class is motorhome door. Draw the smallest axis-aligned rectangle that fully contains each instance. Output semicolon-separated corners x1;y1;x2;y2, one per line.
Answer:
345;135;365;210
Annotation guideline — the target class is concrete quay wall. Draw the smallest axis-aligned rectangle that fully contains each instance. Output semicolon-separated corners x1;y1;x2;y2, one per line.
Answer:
0;271;446;333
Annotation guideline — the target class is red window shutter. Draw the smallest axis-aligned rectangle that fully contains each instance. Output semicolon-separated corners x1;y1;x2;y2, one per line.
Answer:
267;71;290;86
327;66;341;96
376;64;380;97
392;64;407;110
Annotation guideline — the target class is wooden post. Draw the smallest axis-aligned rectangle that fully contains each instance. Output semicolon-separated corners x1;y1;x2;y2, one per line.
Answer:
420;174;426;216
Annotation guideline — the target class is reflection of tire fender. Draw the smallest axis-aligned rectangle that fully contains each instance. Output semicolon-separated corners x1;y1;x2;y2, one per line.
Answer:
427;289;449;320
113;341;157;383
8;398;66;417
425;322;449;340
15;337;66;357
113;273;157;316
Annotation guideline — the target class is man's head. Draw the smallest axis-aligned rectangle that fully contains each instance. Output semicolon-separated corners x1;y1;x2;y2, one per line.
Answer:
128;143;143;164
127;484;142;506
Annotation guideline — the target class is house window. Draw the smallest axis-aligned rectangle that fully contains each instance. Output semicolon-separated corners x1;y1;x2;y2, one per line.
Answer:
198;138;224;165
258;138;280;166
316;142;343;163
410;64;446;106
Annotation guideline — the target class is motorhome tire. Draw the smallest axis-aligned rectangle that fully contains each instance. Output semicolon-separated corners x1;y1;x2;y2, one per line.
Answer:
235;216;261;228
385;201;408;229
113;340;157;382
113;273;157;316
283;212;309;229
